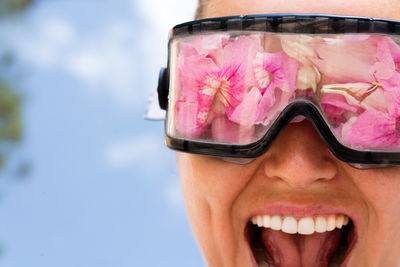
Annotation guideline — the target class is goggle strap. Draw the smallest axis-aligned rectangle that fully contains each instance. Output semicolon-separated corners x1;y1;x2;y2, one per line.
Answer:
171;14;400;36
157;67;169;110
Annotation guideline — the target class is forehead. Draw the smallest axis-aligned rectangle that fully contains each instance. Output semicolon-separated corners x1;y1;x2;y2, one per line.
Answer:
205;0;400;20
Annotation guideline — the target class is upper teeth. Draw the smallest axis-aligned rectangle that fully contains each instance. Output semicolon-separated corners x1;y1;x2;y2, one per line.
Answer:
251;214;350;235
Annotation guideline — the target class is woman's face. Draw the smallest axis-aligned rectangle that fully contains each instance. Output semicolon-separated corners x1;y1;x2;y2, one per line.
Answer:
177;1;400;266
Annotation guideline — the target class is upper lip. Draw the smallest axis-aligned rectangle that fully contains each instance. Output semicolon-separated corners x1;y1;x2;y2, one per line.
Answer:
243;190;362;231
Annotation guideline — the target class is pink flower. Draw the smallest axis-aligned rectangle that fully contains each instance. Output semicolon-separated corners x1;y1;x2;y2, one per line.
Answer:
211;116;254;144
320;93;361;125
369;36;400;90
174;56;220;138
279;35;321;92
175;35;263;138
179;34;229;67
310;35;377;83
229;87;262;127
342;109;400;150
342;90;400;150
319;82;388;126
311;35;400;89
316;36;400;134
253;51;300;124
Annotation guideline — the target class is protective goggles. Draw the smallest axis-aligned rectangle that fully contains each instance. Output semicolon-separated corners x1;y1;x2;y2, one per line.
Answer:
156;14;400;166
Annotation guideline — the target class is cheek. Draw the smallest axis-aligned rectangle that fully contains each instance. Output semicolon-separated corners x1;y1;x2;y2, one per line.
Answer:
177;154;259;263
346;166;400;257
352;168;400;217
178;154;258;210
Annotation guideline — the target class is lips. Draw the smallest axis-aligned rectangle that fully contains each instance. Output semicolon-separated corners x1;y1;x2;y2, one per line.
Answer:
244;205;359;267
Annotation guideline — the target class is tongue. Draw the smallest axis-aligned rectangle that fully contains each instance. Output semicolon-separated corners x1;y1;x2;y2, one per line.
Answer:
261;228;342;267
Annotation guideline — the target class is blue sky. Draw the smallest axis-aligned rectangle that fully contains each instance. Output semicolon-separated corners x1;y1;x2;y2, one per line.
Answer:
0;0;204;266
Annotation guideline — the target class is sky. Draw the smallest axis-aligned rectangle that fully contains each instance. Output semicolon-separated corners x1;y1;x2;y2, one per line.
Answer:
0;0;204;266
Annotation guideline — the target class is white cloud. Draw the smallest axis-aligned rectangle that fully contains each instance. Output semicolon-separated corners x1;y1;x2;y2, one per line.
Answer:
64;23;139;106
1;1;198;109
133;0;197;113
104;134;162;169
67;51;106;82
40;17;77;47
164;179;184;210
3;15;143;108
133;0;198;64
134;0;197;34
14;17;77;68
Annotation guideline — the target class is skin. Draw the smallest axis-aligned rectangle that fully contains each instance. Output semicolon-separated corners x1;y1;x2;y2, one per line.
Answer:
177;1;400;266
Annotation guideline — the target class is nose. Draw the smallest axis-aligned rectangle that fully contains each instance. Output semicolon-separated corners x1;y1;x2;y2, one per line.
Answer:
262;119;338;188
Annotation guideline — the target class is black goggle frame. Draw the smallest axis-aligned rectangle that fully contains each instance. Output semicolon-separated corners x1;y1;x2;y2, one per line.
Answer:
158;14;400;165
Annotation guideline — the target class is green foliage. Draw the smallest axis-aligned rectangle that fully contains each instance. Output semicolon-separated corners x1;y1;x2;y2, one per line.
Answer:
0;0;33;16
0;0;30;169
0;82;21;168
0;82;21;141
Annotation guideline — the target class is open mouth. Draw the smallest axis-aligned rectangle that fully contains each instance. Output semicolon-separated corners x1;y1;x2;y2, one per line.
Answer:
246;214;357;267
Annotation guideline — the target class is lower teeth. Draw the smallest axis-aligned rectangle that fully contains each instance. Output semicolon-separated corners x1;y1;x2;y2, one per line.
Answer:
259;261;272;267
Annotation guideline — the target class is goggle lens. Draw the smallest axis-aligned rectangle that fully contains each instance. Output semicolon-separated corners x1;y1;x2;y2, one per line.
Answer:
167;31;400;152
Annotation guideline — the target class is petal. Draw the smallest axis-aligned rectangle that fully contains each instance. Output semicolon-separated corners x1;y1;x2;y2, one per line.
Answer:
253;53;271;92
321;93;359;113
175;100;208;138
194;34;229;52
261;51;300;92
362;88;388;112
223;35;263;89
374;36;400;89
193;34;230;67
320;93;360;125
179;42;198;58
370;61;394;80
255;86;294;124
368;37;396;81
178;55;220;100
196;73;221;118
387;36;400;61
385;88;400;115
296;64;321;92
211;116;255;144
215;65;246;116
176;54;220;138
223;35;262;71
342;34;371;42
229;87;262;127
279;34;317;65
382;72;400;90
214;35;263;116
255;83;277;123
343;110;400;150
310;36;376;83
320;82;387;111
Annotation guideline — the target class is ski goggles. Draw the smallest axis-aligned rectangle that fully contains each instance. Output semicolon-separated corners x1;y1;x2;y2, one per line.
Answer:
156;14;400;166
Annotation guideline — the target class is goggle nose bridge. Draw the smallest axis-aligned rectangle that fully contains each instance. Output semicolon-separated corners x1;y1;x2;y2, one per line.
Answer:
245;100;386;165
234;100;337;157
